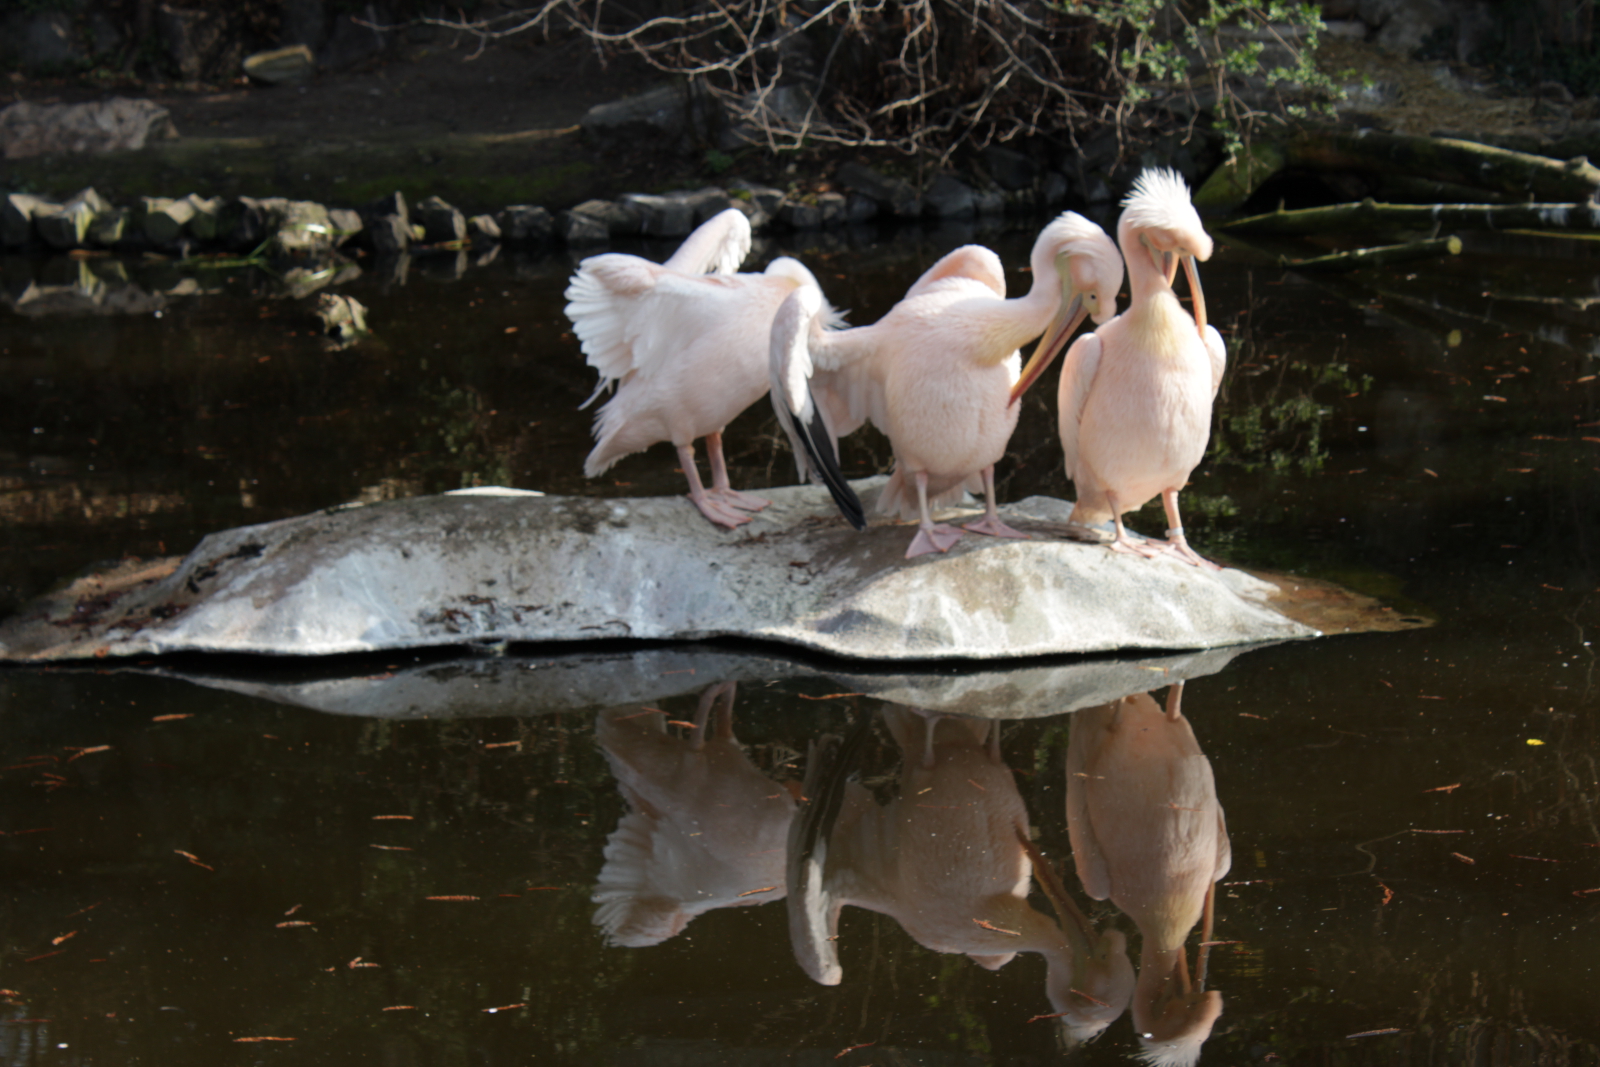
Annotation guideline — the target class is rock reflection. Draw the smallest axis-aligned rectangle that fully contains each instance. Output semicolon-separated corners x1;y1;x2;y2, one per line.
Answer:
1067;682;1230;1067
592;681;794;946
787;705;1134;1042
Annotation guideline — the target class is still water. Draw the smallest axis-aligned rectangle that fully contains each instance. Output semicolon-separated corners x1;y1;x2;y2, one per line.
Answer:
1;215;1598;1066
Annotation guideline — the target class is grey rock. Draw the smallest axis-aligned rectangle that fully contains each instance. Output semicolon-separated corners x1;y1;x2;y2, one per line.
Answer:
982;145;1040;191
1041;170;1070;208
779;200;823;230
326;207;363;246
89;206;132;247
35;200;96;250
184;194;225;242
816;192;847;226
837;162;921;219
845;192;878;223
261;200;338;257
922;174;976;219
414;195;467;243
498;204;553;243
138;196;196;247
362;191;408;225
973;187;1006;218
617;194;691;238
368;213;411;253
0;97;177;159
2;193;50;247
557;210;611;246
572;198;643;236
0;483;1322;664
467;214;502;242
583;83;697;146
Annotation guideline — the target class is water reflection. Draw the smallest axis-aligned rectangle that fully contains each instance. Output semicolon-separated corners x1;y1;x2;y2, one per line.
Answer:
1067;683;1228;1066
594;681;794;946
589;675;1234;1061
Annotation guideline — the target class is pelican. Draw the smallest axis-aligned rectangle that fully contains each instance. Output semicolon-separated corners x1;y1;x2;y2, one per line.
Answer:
787;707;1134;1037
1010;168;1226;568
566;208;839;528
592;681;795;946
771;212;1123;558
1066;684;1230;1067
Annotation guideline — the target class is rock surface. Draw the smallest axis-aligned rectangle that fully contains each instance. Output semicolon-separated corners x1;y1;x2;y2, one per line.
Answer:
0;482;1419;665
0;97;177;159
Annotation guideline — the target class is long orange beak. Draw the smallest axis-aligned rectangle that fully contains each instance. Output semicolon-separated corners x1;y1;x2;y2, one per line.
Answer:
1008;293;1087;407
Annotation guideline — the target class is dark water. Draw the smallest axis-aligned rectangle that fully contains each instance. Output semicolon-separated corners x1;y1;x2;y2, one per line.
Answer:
2;218;1598;1066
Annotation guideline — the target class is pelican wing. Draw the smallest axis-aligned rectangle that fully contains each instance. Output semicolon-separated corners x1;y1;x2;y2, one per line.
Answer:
904;245;1007;300
1055;331;1104;487
662;208;753;275
770;286;867;530
1065;708;1114;901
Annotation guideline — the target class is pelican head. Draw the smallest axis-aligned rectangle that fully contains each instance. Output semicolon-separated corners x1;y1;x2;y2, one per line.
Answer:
1009;211;1124;405
1131;945;1224;1067
1120;168;1215;332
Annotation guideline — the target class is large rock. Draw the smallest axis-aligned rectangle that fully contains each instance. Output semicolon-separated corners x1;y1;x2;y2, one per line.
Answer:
0;97;177;159
0;482;1420;665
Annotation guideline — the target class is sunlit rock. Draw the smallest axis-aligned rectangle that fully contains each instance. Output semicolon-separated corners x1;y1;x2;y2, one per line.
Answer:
0;480;1424;664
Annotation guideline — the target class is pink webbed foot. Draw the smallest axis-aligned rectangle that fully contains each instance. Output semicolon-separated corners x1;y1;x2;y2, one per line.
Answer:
962;516;1029;540
707;487;770;514
1160;529;1222;571
689;492;754;529
906;523;963;559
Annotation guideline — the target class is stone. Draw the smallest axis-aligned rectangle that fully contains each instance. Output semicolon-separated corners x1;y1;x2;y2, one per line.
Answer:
138;196;196;247
844;193;878;223
557;210;611;246
315;293;368;348
575;198;645;236
0;482;1370;665
779;200;823;230
583;83;702;147
467;214;502;242
183;193;225;241
326;207;363;246
34;201;96;250
1041;170;1070;208
617;193;695;237
89;206;132;247
266;200;338;257
836;162;921;218
2;193;50;247
362;191;409;226
0;97;177;159
414;195;467;243
498;204;553;243
243;44;315;84
816;192;847;226
973;187;1006;217
728;180;785;223
982;145;1040;191
922;174;976;219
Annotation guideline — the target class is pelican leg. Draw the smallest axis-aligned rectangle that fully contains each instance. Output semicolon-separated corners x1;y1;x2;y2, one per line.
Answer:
678;443;752;528
704;431;770;514
961;466;1029;541
1157;488;1220;570
906;471;963;559
1104;492;1166;559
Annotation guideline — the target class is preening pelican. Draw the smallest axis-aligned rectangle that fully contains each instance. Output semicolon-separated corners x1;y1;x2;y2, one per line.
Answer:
566;208;838;528
1066;684;1230;1067
1012;169;1226;568
786;707;1134;1037
771;212;1123;559
592;682;795;946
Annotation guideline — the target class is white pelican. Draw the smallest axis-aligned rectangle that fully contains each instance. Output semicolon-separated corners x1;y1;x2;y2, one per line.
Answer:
592;681;795;946
1066;684;1231;1067
771;212;1124;558
1011;169;1227;567
786;707;1134;1038
566;208;839;528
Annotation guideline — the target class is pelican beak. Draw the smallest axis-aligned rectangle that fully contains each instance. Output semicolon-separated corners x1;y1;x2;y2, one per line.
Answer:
1181;254;1208;334
1008;292;1087;407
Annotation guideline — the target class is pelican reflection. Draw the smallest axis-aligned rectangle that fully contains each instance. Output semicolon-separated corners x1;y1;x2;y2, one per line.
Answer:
592;681;795;946
1067;682;1230;1066
787;706;1134;1040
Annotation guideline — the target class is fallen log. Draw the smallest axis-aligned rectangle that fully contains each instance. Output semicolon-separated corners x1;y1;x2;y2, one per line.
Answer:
1218;198;1600;238
1281;235;1462;273
1285;129;1600;204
